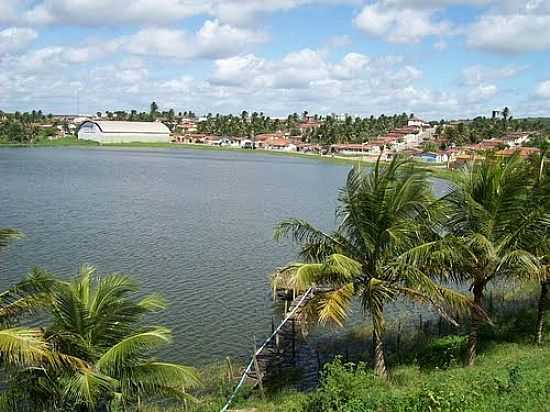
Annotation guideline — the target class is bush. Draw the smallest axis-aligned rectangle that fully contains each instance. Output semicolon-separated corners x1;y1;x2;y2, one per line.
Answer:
417;335;466;369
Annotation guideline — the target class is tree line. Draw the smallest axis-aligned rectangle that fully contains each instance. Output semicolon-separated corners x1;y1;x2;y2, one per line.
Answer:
435;115;550;148
196;111;412;145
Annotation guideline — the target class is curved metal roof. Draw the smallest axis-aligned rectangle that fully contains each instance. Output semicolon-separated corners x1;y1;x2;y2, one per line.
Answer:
81;121;170;134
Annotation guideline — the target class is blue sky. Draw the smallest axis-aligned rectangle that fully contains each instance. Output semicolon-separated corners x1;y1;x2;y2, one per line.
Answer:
0;0;549;120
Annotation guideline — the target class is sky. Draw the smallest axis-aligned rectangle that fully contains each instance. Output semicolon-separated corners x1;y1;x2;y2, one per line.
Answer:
0;0;549;120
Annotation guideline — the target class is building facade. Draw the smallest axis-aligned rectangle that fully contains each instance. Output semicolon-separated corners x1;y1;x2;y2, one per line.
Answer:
77;121;170;143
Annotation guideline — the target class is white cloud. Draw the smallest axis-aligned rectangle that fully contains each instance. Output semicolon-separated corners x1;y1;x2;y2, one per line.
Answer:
2;0;358;26
466;83;497;103
0;27;37;55
354;2;451;43
21;0;209;26
535;80;550;99
124;20;267;59
467;14;550;53
462;64;526;86
326;34;352;49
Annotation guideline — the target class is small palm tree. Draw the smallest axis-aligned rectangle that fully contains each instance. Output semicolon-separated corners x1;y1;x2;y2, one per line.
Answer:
440;154;544;366
0;229;56;370
5;266;199;411
273;157;472;378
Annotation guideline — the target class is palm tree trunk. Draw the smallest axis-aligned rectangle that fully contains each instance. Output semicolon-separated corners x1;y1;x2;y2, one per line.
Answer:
465;283;484;367
536;280;549;345
371;307;387;379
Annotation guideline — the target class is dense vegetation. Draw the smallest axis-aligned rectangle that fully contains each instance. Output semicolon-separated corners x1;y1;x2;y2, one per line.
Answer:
435;115;549;147
0;256;198;410
196;111;411;144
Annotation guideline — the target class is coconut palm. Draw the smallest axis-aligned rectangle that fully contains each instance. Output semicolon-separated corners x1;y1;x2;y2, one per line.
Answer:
4;265;199;411
273;156;472;378
522;144;550;344
440;154;543;366
0;230;57;370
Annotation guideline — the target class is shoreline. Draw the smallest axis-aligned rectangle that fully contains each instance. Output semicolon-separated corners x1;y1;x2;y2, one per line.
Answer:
0;141;375;166
0;141;448;171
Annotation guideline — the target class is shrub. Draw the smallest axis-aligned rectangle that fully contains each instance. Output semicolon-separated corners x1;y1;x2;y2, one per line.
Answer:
417;336;467;369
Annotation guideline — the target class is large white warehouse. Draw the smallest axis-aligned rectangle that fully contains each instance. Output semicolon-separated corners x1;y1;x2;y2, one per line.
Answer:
77;121;171;144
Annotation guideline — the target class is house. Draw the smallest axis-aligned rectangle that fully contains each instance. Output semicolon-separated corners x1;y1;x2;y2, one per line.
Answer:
407;116;431;129
501;132;532;147
331;144;367;156
415;151;449;163
496;147;540;158
77;121;170;143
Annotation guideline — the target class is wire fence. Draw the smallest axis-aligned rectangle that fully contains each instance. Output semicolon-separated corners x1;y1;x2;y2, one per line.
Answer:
219;288;314;412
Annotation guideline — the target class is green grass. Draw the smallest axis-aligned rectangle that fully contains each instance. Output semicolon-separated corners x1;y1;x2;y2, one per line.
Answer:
212;341;550;412
178;303;550;412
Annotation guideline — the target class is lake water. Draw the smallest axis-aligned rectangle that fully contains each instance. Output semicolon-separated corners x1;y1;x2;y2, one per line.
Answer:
0;147;351;364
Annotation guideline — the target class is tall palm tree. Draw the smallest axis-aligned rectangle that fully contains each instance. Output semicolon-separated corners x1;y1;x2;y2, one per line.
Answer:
522;145;550;344
273;157;472;378
440;154;543;366
4;266;199;411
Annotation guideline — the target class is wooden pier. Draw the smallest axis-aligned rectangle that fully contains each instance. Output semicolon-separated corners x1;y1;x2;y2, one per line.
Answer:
246;289;320;392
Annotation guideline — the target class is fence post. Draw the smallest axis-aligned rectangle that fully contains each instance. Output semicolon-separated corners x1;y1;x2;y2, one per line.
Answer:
396;320;401;362
252;337;265;399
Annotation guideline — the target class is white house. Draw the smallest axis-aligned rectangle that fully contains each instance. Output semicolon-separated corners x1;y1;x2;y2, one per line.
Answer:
407;116;431;129
77;121;170;144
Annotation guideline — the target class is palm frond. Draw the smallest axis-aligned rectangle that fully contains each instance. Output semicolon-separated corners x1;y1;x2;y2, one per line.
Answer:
273;218;345;261
63;369;115;410
96;328;172;376
137;294;167;312
316;283;354;327
0;327;50;366
124;361;200;391
0;228;21;248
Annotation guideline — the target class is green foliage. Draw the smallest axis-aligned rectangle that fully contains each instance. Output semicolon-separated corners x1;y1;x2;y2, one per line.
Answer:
417;336;466;369
1;266;199;411
274;156;474;376
225;341;550;412
196;112;410;145
437;116;547;147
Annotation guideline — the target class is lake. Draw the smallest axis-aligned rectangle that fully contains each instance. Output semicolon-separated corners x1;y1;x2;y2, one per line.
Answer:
0;147;351;364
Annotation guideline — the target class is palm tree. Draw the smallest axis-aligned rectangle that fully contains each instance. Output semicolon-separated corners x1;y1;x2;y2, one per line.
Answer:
522;144;550;344
273;157;472;378
0;229;56;370
5;266;199;411
440;154;543;366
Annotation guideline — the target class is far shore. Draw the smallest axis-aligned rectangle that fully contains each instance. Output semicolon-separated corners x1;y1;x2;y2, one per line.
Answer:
0;140;447;171
0;140;373;166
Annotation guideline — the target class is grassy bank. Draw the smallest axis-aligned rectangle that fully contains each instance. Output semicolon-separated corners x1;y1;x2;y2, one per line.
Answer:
178;299;549;412
188;340;550;412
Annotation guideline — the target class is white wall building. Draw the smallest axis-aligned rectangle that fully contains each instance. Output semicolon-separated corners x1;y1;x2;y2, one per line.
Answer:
77;121;171;143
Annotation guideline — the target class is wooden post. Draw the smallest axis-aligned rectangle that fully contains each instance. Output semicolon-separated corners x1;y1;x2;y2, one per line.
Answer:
252;337;265;399
292;319;296;363
316;350;321;377
226;357;234;381
396;320;401;362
